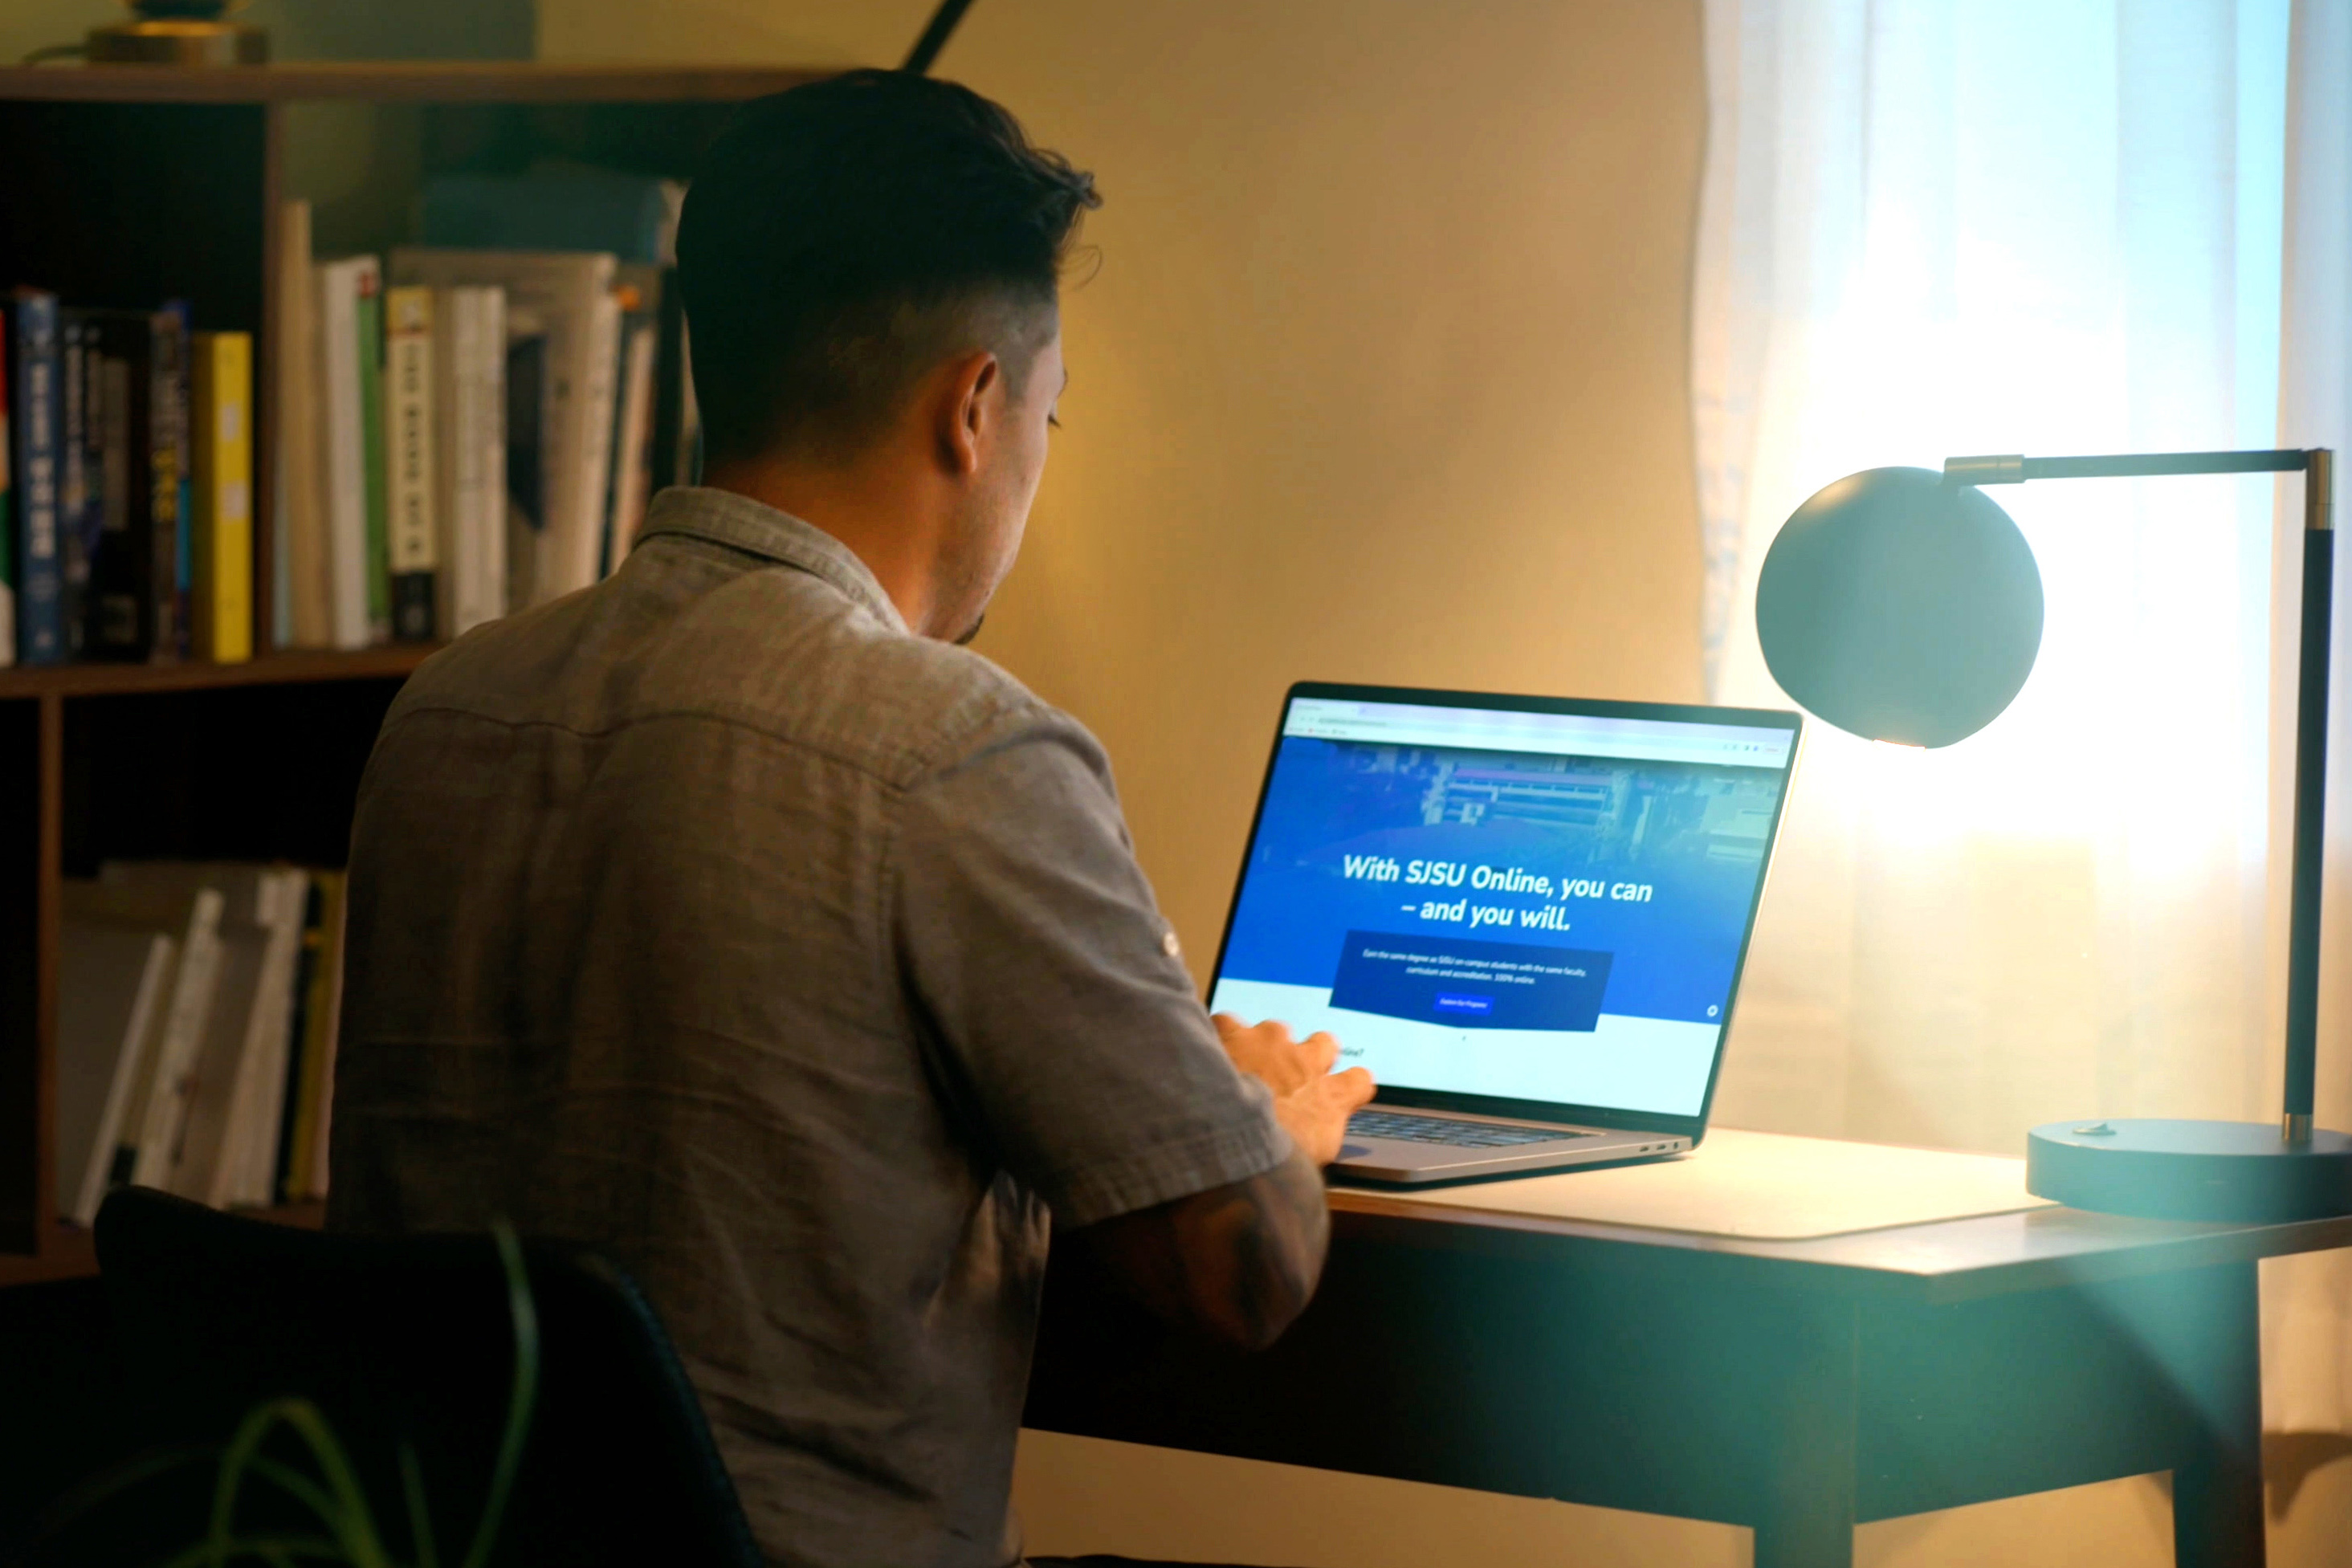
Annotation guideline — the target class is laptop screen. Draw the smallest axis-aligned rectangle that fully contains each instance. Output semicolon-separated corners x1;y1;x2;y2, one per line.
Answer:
1207;685;1800;1126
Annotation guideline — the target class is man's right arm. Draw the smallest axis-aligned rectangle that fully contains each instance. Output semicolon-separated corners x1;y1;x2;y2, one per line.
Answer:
1064;1016;1373;1350
1063;1149;1331;1351
891;722;1371;1348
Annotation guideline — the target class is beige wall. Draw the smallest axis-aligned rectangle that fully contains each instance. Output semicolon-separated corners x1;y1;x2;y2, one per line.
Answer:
538;3;2306;1565
545;0;1708;979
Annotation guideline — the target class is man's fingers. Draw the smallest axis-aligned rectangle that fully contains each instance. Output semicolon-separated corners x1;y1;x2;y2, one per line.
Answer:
1212;1012;1246;1041
1331;1066;1376;1106
1302;1031;1339;1074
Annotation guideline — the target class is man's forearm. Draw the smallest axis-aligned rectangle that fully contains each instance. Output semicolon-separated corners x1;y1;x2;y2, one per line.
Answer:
1069;1148;1331;1350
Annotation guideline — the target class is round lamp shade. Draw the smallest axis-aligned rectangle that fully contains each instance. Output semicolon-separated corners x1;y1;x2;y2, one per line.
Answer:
1755;466;2045;748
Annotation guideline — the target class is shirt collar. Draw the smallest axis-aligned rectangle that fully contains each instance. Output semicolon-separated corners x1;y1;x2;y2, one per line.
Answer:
636;487;911;636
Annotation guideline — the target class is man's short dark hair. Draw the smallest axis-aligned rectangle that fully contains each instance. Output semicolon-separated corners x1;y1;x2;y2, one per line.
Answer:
678;70;1100;466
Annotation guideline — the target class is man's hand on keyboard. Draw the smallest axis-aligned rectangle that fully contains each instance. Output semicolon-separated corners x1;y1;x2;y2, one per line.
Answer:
1213;1013;1376;1167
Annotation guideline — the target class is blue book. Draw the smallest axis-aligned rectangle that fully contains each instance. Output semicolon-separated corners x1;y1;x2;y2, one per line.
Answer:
8;289;64;666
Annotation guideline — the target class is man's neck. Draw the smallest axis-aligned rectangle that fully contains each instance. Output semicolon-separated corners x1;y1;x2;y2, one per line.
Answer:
700;454;951;636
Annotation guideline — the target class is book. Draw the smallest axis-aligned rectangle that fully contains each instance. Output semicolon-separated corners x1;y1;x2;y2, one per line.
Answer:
389;249;621;609
601;265;662;578
317;256;377;651
56;920;177;1226
300;877;349;1203
57;312;88;658
357;276;389;643
7;290;62;666
115;863;302;1208
0;322;7;667
271;873;322;1202
384;286;438;641
603;319;658;576
649;264;695;495
80;309;159;661
0;318;8;667
190;331;253;664
152;303;190;662
276;200;332;650
434;286;507;637
213;866;310;1208
503;331;548;607
63;868;226;1192
281;869;345;1203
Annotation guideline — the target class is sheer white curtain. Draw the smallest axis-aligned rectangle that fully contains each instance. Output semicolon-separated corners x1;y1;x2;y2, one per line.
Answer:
1693;0;2352;1441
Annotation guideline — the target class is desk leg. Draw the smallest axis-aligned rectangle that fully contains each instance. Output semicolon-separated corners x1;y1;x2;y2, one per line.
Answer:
2171;1263;2264;1568
1753;1298;1859;1568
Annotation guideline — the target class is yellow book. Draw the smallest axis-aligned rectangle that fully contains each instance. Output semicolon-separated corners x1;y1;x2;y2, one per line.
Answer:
190;331;253;664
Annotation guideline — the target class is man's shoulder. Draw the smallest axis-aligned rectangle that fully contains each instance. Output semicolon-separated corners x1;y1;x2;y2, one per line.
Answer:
389;560;1092;792
666;567;1082;785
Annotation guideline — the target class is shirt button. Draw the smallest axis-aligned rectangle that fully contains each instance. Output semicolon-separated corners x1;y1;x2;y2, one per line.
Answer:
1162;930;1182;959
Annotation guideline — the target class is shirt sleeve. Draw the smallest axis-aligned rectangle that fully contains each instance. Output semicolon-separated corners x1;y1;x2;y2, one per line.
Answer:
889;715;1292;1228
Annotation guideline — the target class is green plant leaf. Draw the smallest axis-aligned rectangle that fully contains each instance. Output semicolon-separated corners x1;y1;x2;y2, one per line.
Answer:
456;1223;538;1568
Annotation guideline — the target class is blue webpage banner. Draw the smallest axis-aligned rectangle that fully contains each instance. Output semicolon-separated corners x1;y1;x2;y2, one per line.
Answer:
1328;931;1612;1032
1219;735;1786;1024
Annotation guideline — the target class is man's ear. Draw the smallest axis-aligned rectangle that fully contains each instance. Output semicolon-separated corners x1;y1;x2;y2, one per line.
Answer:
936;350;1001;477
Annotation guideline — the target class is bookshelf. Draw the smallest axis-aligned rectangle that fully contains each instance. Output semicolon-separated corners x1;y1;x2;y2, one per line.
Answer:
0;62;825;1285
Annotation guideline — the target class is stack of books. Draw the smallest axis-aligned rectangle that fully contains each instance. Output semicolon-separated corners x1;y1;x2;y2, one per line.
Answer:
55;861;349;1223
0;294;254;668
271;179;696;653
0;170;698;670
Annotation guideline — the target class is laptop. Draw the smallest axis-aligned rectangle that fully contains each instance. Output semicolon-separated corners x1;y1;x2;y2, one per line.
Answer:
1206;682;1801;1183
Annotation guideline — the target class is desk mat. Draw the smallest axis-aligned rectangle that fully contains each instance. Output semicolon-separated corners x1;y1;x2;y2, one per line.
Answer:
1339;1126;2057;1240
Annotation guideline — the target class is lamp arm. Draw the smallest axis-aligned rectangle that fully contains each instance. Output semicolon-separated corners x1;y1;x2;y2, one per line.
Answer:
1944;447;2335;1142
1944;449;2314;483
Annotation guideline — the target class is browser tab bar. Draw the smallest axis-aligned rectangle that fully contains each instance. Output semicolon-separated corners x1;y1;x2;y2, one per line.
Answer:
1282;698;1794;769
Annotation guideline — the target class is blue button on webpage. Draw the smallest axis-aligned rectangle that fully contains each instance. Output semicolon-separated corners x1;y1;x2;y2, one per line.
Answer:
1434;992;1494;1016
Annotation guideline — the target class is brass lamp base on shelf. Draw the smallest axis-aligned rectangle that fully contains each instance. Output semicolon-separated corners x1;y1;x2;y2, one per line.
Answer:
87;18;267;64
2028;1118;2352;1222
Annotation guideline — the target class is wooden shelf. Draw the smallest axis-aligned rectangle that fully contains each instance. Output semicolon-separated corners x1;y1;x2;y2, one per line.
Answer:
0;645;438;701
0;1200;325;1287
0;61;831;105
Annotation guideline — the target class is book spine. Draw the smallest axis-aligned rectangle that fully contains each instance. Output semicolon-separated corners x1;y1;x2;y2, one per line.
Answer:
277;199;328;650
476;288;507;625
191;332;253;664
273;874;324;1203
558;288;622;597
149;305;188;663
434;287;492;637
355;262;390;642
384;286;438;641
57;316;86;658
650;264;685;493
319;259;370;650
77;932;176;1227
0;314;10;669
87;328;153;660
288;870;347;1201
129;887;224;1191
10;293;62;666
607;320;658;572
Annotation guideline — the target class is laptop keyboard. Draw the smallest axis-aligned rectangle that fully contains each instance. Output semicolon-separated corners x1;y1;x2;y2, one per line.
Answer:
1348;1110;1594;1148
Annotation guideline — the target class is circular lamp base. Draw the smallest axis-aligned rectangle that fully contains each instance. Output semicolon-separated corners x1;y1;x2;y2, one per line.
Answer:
2028;1118;2352;1222
88;20;268;64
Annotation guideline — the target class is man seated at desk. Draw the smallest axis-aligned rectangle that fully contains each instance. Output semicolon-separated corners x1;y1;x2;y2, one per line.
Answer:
324;69;1373;1568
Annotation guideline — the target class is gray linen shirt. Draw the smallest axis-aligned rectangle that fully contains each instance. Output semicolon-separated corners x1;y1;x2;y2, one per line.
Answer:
327;487;1290;1568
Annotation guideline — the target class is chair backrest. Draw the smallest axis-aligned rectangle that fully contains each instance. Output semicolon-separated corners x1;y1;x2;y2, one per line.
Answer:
91;1187;762;1568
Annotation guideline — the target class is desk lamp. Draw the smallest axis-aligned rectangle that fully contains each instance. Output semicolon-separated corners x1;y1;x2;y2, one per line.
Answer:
1755;448;2352;1221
